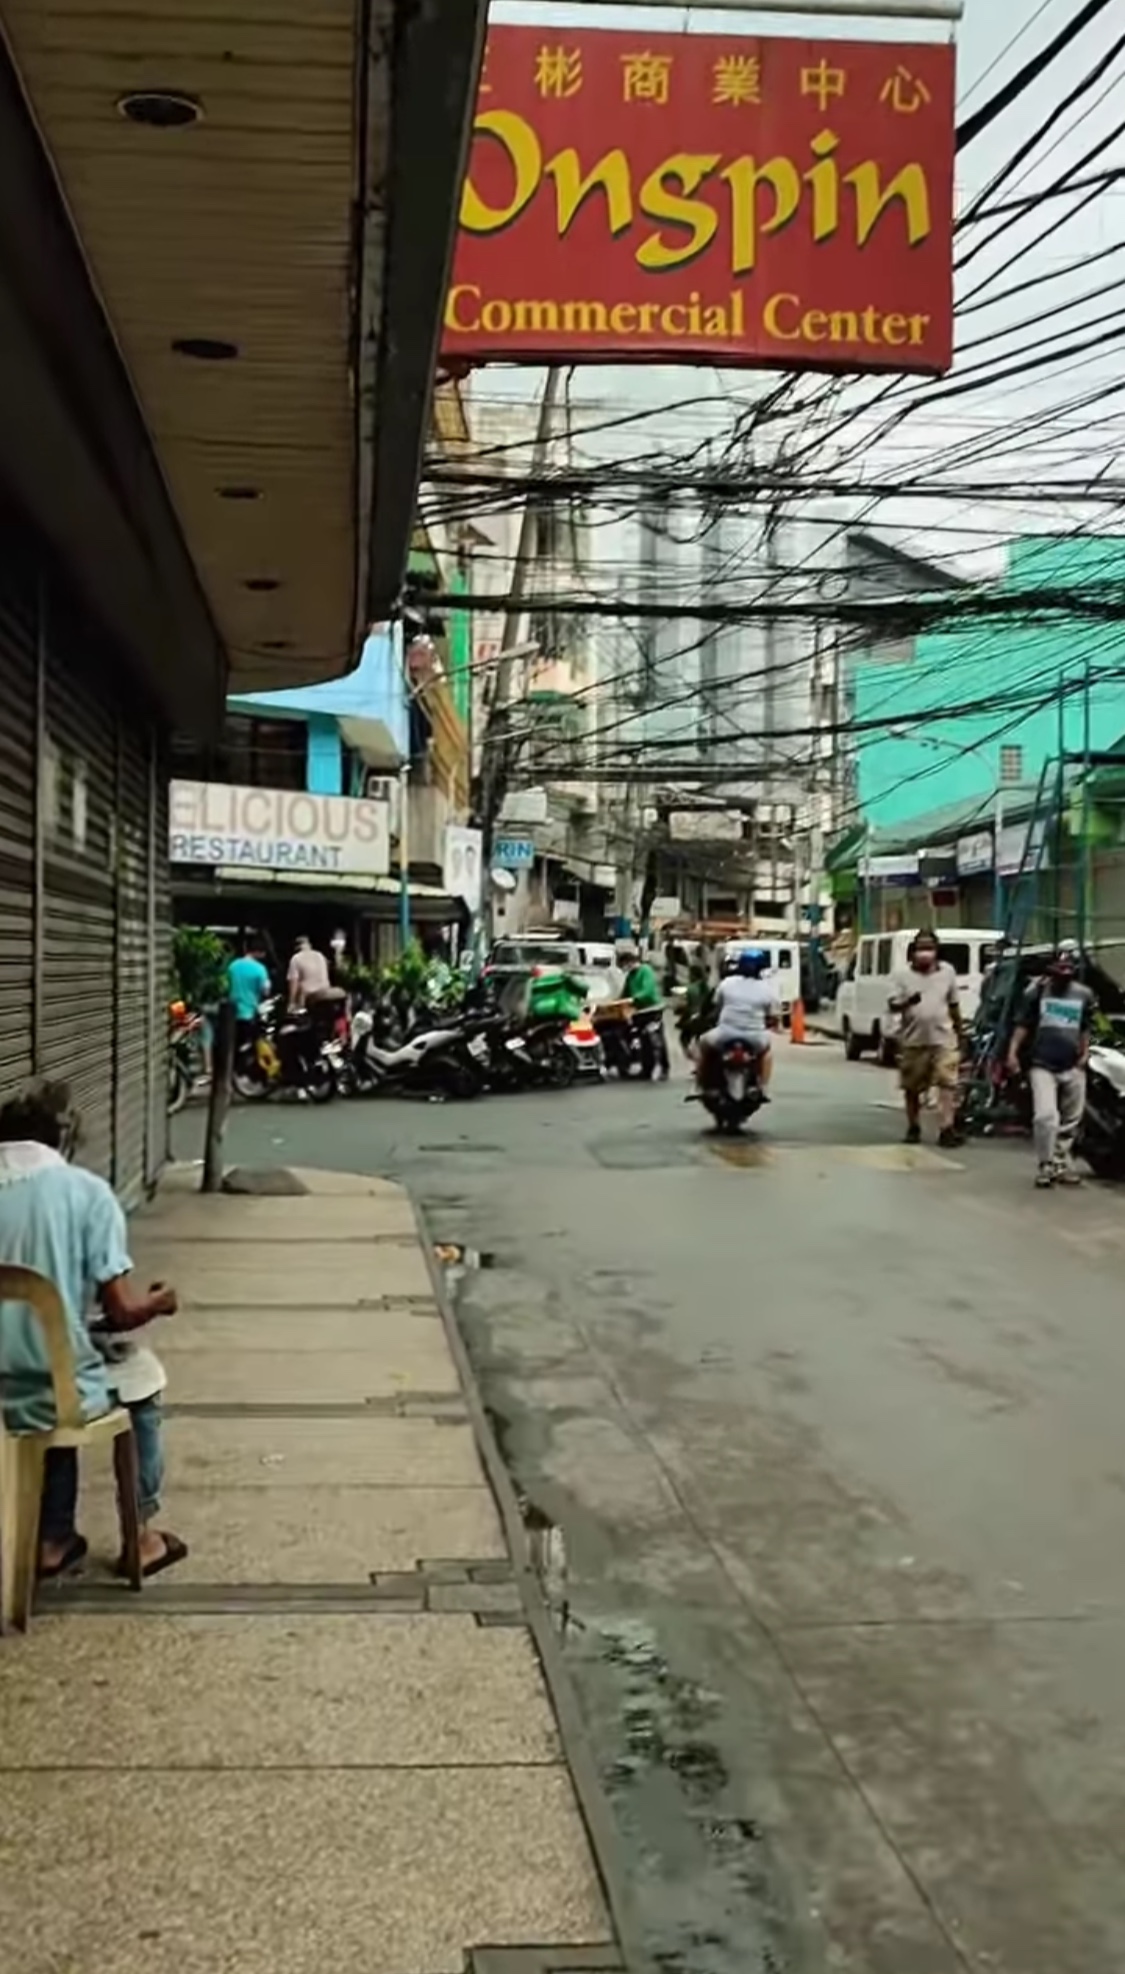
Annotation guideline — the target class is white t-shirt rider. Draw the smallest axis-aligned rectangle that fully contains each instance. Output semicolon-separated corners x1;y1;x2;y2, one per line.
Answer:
709;976;780;1053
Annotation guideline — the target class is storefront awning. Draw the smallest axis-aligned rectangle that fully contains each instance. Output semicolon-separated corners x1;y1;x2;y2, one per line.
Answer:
337;716;404;772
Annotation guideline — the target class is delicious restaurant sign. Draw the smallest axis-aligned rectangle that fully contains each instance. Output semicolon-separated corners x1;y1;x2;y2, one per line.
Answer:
170;782;390;876
444;27;955;373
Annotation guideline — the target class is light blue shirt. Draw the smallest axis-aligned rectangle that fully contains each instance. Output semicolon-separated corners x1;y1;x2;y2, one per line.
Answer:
0;1164;131;1431
228;955;271;1021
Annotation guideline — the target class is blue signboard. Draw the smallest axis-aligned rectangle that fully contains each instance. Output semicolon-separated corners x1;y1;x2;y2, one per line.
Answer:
493;836;535;869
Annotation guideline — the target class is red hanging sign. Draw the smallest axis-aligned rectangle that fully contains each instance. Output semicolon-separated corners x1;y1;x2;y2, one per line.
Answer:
443;26;955;375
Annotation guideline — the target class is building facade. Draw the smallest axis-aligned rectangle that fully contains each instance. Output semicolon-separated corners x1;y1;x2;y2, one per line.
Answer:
171;623;472;965
0;2;488;1186
849;538;1125;828
0;506;174;1202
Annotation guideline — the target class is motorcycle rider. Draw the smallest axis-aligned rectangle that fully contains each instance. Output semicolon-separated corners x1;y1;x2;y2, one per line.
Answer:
678;955;711;1058
621;947;661;1010
287;934;331;1011
1007;940;1096;1188
284;935;344;1088
697;948;779;1100
620;947;668;1079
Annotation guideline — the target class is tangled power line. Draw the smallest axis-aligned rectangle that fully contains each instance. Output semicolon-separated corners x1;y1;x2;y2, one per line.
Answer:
411;1;1125;808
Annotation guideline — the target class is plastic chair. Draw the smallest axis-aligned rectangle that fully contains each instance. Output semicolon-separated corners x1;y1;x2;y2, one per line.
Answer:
0;1264;142;1632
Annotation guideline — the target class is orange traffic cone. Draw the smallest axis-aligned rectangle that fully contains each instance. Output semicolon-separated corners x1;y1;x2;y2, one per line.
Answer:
790;999;807;1045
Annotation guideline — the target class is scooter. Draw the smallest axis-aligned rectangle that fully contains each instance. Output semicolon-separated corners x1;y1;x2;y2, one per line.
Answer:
168;1002;205;1114
359;1016;488;1100
233;996;336;1103
698;1039;765;1134
597;1003;670;1081
334;1003;383;1098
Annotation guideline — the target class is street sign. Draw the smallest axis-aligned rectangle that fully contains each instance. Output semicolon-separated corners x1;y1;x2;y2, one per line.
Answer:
997;819;1046;879
956;830;992;877
493;836;535;868
861;853;920;886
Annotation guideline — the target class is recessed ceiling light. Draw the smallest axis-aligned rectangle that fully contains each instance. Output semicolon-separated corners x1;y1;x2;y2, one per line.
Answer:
117;90;202;129
172;337;238;361
244;578;280;592
217;485;260;501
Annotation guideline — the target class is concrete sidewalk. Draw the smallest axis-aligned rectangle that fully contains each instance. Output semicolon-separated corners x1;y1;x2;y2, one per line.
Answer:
0;1166;613;1974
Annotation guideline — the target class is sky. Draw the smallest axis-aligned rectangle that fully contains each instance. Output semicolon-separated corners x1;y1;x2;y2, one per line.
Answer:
461;1;1125;575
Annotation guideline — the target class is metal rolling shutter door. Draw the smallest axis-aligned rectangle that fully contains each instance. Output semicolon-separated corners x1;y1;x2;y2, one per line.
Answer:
40;605;118;1179
114;719;150;1203
0;546;36;1096
148;755;171;1187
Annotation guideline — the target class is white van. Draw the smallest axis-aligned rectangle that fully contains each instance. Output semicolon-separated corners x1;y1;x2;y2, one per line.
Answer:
722;939;800;1019
576;942;619;972
837;927;1001;1063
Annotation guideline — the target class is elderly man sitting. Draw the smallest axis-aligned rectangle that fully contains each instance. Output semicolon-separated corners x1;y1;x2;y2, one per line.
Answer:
0;1081;186;1580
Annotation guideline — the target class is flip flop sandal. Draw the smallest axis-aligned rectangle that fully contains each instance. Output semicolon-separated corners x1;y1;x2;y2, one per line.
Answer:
38;1534;89;1580
114;1533;189;1581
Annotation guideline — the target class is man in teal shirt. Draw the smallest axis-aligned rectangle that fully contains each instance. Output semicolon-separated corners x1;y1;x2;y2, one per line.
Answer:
227;937;272;1048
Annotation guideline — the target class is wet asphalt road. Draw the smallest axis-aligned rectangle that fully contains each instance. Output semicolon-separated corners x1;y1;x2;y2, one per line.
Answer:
174;1040;1125;1974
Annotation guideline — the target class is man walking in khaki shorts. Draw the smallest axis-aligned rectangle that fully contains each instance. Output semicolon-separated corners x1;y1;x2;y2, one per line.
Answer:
887;931;963;1149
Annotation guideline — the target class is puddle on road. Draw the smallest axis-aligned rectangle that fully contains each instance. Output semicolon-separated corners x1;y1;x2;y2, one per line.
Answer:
596;1618;726;1797
591;1616;783;1972
430;1232;782;1967
708;1139;773;1171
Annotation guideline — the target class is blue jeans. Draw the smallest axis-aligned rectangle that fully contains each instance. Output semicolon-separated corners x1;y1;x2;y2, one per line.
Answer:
40;1395;164;1544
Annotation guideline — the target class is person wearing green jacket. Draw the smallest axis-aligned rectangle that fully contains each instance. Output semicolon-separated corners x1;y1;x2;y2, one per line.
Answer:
622;951;662;1010
679;956;713;1056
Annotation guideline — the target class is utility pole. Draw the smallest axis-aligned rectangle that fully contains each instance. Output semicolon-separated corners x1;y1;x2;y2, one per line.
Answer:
1053;669;1067;947
398;760;411;952
477;366;562;939
1080;648;1094;951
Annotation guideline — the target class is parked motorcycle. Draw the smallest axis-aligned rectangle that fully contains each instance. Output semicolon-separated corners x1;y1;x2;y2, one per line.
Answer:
233;996;336;1103
333;1002;386;1098
1078;1043;1125;1180
473;1010;578;1093
699;1038;765;1134
353;1014;488;1100
596;1001;670;1081
168;1002;205;1115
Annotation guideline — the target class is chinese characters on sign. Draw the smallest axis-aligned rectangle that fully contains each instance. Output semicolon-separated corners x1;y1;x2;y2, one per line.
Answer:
712;55;761;106
801;58;845;111
447;26;955;375
881;64;932;113
516;40;938;120
621;53;672;104
535;46;582;100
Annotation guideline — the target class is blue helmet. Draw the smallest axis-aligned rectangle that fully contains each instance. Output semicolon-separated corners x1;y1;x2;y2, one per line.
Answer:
736;947;768;978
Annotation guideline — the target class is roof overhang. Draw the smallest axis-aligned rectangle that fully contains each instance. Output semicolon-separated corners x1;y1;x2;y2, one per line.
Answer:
0;2;487;734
